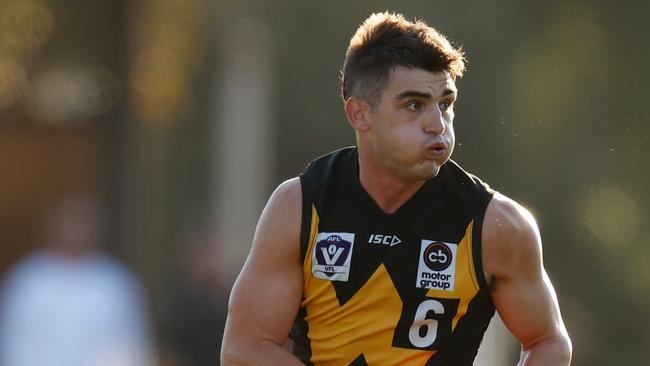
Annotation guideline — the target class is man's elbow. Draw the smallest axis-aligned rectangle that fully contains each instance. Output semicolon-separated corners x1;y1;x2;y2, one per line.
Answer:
560;334;573;364
220;339;249;365
548;334;572;364
521;334;572;365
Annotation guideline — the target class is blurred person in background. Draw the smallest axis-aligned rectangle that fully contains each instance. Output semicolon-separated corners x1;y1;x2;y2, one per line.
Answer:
222;12;571;365
0;193;154;366
160;215;228;366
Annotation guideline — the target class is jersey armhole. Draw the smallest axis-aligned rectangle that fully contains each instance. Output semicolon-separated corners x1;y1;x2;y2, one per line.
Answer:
471;192;495;291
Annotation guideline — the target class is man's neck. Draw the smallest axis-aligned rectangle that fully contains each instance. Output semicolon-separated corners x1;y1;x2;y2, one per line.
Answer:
357;150;426;214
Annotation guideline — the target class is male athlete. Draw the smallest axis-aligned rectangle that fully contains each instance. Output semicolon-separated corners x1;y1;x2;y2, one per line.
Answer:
221;12;572;365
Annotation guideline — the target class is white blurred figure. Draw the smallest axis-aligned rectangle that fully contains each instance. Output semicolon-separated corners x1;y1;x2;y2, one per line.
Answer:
0;193;153;366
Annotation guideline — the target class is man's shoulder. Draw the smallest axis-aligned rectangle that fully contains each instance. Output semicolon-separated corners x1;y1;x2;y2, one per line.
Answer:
442;160;492;190
302;147;356;174
482;193;543;279
2;251;57;285
484;193;538;236
300;146;356;195
270;177;302;207
439;160;495;219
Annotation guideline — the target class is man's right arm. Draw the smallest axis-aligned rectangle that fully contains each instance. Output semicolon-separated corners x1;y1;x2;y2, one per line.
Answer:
221;178;305;365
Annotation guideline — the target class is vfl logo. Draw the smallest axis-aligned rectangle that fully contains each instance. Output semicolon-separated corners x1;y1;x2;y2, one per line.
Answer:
368;234;402;247
312;232;355;281
416;240;458;291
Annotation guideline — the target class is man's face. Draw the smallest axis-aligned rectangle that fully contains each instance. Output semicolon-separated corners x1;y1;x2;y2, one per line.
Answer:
365;67;457;181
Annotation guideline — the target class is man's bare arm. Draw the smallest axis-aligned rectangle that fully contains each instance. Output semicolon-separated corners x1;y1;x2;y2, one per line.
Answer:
483;193;572;365
221;178;305;365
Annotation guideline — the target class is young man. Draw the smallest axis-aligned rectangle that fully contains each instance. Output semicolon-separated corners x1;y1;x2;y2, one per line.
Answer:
221;12;571;366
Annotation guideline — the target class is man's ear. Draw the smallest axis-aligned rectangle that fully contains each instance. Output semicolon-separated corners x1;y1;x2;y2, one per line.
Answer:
344;97;371;132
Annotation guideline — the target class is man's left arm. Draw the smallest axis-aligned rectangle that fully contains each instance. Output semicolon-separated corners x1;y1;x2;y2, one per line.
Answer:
482;193;572;365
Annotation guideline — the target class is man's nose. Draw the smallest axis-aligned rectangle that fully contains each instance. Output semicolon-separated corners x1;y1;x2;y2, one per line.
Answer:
423;106;445;135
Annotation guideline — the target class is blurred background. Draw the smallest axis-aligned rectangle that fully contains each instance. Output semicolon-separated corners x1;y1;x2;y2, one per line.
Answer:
0;0;648;365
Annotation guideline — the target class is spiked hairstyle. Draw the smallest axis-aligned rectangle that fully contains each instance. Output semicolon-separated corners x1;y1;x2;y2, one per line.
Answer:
341;12;466;108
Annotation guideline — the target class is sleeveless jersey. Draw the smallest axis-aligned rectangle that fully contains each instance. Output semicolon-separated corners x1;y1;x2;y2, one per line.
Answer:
290;147;495;366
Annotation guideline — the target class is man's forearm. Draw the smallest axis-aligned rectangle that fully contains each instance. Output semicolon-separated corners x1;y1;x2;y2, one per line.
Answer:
221;339;304;366
517;337;572;366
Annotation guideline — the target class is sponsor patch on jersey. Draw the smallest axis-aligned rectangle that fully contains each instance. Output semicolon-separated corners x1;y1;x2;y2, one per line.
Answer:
312;232;355;281
416;240;458;291
367;234;402;247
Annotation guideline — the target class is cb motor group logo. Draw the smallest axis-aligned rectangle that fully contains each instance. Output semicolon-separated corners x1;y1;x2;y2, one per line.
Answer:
416;240;458;291
312;232;355;282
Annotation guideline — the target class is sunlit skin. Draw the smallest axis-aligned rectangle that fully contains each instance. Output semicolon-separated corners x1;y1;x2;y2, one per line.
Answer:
346;67;457;213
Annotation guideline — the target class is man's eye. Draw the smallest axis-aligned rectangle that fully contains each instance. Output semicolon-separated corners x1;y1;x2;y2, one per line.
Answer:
406;101;421;111
440;100;453;111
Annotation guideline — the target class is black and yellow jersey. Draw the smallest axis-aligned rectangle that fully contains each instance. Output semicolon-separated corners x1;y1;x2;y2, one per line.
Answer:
290;147;496;366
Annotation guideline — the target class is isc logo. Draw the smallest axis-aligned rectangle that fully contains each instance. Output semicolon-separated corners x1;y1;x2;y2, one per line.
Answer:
368;234;402;247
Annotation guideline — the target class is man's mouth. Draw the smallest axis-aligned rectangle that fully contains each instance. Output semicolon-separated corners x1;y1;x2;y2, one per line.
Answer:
426;142;447;155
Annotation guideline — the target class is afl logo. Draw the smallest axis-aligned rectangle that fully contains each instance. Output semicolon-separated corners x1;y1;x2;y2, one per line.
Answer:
312;232;355;282
423;242;453;271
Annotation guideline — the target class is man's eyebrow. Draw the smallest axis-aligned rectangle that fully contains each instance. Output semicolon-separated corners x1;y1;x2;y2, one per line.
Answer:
395;91;431;100
395;89;457;100
442;89;457;98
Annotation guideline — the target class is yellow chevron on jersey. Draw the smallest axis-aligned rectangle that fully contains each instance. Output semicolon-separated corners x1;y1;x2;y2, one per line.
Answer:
300;204;482;365
291;147;495;366
302;206;433;365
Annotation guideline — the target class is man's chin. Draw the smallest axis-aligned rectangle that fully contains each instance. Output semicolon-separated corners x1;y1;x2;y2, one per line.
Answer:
409;161;442;180
426;167;441;179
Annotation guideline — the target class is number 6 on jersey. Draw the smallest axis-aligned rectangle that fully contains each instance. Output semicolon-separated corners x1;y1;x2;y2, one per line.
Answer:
393;297;460;350
408;299;445;347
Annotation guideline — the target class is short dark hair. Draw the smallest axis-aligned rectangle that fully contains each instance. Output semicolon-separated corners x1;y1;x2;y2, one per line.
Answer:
341;12;466;107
